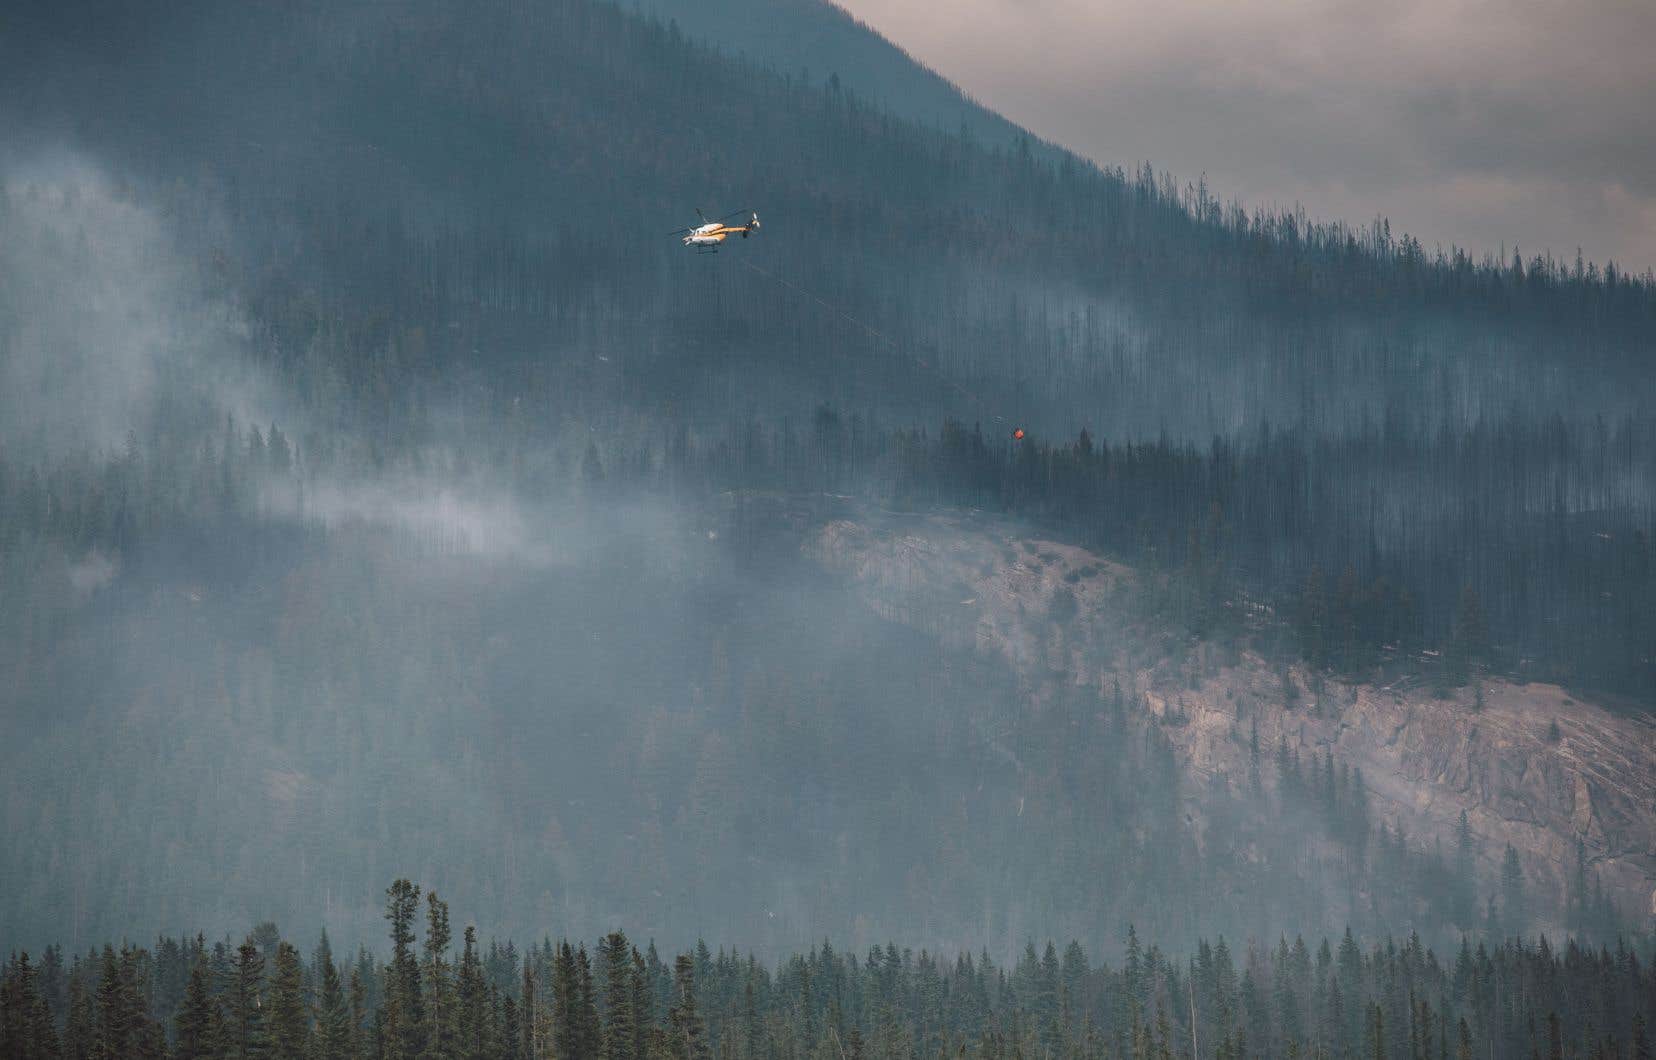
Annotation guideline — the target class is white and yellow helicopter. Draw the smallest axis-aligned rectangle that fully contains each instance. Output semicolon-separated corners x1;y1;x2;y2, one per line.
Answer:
671;208;760;252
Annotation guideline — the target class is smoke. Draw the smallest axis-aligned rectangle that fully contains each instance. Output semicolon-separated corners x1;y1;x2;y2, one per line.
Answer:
0;152;282;460
0;151;602;570
262;474;692;570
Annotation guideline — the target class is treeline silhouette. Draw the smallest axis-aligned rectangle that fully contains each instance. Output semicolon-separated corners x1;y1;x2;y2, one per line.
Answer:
3;878;1652;1059
2;0;1653;979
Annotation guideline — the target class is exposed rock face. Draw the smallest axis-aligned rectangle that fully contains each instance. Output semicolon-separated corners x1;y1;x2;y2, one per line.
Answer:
807;511;1656;933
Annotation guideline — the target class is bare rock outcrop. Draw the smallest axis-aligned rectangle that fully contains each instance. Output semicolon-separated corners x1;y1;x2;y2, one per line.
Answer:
808;511;1656;932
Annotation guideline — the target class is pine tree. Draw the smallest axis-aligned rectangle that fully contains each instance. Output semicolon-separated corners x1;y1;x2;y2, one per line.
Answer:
575;944;601;1058
175;949;217;1060
552;941;579;1058
1122;925;1146;1030
62;966;94;1060
742;972;761;1060
600;932;637;1060
631;949;652;1060
93;946;133;1060
121;946;165;1060
797;955;815;1049
456;926;488;1060
349;963;369;1060
496;988;520;1060
668;953;709;1060
315;940;354;1060
0;951;61;1060
384;879;425;1060
269;941;309;1060
225;937;268;1060
35;947;65;1034
421;891;454;1060
519;962;536;1060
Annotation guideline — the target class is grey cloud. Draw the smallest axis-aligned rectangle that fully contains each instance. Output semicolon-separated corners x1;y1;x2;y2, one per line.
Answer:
834;0;1656;270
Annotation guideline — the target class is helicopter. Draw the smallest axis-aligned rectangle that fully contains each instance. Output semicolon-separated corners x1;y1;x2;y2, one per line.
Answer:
671;208;760;252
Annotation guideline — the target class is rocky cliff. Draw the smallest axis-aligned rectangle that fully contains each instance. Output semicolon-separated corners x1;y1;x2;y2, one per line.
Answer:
807;509;1656;933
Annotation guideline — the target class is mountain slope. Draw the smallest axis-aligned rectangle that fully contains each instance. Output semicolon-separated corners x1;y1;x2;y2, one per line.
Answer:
623;0;1039;151
4;0;1652;443
809;510;1656;936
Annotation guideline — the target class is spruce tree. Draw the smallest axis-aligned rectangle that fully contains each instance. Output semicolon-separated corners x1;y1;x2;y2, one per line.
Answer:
519;962;535;1060
384;879;425;1060
668;953;710;1060
62;965;94;1060
93;946;132;1060
174;951;216;1060
552;941;578;1058
315;942;353;1060
36;947;66;1033
268;942;309;1060
1365;1003;1384;1060
421;892;454;1060
456;926;487;1060
600;932;637;1060
123;949;165;1060
0;951;61;1060
349;964;369;1060
498;989;521;1060
742;973;761;1060
631;948;653;1060
225;937;268;1060
575;944;601;1058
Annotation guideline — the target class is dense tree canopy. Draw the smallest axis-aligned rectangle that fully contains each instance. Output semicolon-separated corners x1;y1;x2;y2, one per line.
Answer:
4;883;1652;1059
0;0;1651;991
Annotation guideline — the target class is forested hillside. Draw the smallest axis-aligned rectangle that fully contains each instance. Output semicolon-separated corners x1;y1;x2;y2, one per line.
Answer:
0;0;1652;966
3;0;1652;694
2;882;1652;1060
626;0;1040;153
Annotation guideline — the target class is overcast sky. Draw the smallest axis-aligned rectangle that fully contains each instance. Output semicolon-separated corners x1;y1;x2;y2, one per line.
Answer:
834;0;1656;275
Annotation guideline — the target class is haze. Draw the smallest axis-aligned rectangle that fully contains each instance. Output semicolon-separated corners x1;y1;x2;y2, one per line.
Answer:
0;3;1652;1056
834;0;1656;274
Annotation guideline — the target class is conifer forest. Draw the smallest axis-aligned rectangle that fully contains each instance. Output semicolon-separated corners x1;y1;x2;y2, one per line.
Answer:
1;0;1654;1056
